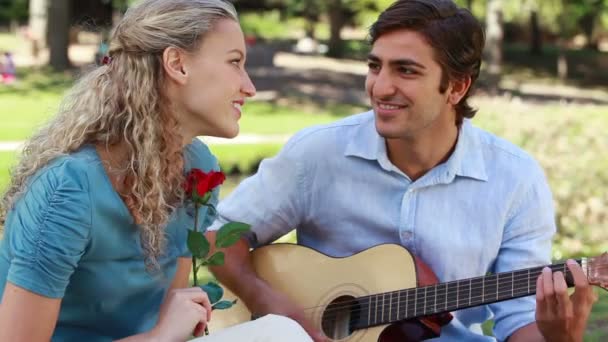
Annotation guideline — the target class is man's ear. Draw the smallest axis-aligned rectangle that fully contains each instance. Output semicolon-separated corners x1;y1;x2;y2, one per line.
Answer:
447;76;472;105
162;46;188;85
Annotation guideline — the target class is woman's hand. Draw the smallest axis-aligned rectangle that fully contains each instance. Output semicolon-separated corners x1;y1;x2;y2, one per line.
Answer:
151;287;212;342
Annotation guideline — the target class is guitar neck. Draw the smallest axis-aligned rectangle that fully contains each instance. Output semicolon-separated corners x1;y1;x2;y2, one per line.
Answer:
354;259;583;329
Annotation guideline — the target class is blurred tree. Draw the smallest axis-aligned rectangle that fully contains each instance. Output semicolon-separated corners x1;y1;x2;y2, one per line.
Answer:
286;0;392;57
326;0;346;57
485;0;503;93
525;0;542;55
48;0;71;70
570;0;606;50
29;0;47;61
234;0;393;57
0;0;28;30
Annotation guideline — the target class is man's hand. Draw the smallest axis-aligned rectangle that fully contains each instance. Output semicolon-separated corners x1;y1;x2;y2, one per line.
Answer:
535;259;598;342
250;286;329;342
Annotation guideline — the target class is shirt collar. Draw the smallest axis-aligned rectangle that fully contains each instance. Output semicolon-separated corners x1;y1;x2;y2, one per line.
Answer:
344;111;380;161
344;113;487;181
445;119;488;181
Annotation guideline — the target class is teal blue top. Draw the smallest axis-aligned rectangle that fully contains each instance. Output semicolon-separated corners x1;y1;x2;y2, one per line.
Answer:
0;140;219;341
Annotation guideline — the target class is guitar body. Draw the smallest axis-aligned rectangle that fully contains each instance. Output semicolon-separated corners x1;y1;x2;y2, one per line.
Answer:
208;244;452;341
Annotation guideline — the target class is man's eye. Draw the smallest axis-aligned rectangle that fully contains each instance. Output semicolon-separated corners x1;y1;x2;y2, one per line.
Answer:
399;67;416;75
367;62;380;71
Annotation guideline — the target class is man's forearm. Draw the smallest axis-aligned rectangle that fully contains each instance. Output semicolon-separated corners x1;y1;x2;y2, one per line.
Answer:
206;231;269;309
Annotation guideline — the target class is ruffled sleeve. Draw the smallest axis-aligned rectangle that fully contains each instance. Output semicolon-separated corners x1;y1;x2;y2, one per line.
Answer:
5;158;92;298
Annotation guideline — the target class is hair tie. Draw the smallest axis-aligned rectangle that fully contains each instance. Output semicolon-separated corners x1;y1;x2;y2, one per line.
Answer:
102;55;113;65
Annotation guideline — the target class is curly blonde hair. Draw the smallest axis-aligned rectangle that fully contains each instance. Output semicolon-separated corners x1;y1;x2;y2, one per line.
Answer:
1;0;237;268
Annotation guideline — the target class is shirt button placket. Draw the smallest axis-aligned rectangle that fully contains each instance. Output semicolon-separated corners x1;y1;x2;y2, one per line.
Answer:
400;188;416;245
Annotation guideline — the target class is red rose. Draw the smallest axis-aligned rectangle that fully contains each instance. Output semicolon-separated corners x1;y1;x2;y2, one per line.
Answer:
183;168;206;197
184;169;226;203
208;171;226;190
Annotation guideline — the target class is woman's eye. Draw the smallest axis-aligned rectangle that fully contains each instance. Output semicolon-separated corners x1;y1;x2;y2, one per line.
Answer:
231;59;242;66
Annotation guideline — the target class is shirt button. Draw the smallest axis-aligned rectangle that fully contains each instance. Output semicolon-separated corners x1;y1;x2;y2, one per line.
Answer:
401;231;413;240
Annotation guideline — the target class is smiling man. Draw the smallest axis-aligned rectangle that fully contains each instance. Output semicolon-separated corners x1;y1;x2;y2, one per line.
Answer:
206;1;596;341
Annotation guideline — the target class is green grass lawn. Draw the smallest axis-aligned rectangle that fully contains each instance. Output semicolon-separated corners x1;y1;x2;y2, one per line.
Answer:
0;152;18;191
0;68;357;141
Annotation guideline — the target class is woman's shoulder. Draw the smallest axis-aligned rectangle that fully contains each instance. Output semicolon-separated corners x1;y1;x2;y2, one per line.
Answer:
27;147;97;194
184;138;219;172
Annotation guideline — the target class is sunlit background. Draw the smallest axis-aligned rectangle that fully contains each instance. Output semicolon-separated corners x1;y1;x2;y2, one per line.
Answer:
0;0;607;339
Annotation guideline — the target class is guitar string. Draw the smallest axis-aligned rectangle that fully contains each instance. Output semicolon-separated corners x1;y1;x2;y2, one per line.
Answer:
306;263;572;314
319;277;568;329
308;262;608;316
307;263;608;324
319;265;608;330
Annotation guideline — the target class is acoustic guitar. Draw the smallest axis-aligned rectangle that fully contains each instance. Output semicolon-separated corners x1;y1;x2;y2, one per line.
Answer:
206;244;608;342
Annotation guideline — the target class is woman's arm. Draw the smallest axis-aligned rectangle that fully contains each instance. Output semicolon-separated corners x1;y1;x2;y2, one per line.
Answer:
168;257;193;291
0;280;211;342
0;282;61;342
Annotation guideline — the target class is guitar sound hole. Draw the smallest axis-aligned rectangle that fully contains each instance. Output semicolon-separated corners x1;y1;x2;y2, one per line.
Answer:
321;295;361;340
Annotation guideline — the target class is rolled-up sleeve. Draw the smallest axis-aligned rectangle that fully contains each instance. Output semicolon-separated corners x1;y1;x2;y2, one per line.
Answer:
208;146;307;248
490;164;556;341
6;161;92;298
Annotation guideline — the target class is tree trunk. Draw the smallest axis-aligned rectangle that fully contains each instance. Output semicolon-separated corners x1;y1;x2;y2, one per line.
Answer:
29;0;47;48
529;9;542;55
466;0;474;10
556;4;568;80
557;40;568;80
485;0;503;93
326;0;345;58
579;13;598;50
47;0;71;70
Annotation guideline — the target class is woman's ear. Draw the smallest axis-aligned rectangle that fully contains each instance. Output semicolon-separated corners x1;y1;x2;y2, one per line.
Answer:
162;46;188;85
447;76;472;105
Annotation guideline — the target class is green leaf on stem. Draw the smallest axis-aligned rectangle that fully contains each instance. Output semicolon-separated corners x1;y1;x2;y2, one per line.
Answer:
207;251;225;266
212;299;238;310
187;230;210;259
201;282;224;304
215;222;251;248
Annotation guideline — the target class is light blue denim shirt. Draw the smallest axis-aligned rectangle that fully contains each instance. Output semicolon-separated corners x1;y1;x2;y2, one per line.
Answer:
0;139;219;341
210;111;556;341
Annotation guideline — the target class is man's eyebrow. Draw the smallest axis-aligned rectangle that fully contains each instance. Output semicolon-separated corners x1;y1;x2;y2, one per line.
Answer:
367;53;426;69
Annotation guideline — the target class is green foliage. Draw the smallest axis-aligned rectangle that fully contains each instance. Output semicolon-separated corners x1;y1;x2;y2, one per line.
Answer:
0;152;16;191
205;252;225;266
212;299;237;310
0;0;28;23
211;144;283;175
201;282;224;304
239;11;305;39
188;229;210;259
473;97;608;260
215;222;251;248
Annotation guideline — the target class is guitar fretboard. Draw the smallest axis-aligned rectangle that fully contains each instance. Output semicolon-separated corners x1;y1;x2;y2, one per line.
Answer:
348;260;579;330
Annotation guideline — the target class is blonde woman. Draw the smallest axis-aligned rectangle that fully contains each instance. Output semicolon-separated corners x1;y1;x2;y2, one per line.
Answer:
0;0;312;341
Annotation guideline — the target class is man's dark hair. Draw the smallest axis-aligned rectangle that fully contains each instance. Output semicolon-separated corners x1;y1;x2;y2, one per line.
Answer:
369;0;485;125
